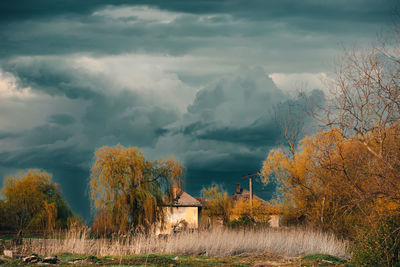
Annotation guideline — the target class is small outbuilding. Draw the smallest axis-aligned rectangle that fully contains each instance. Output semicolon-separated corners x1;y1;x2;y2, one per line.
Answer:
158;186;202;234
230;183;281;227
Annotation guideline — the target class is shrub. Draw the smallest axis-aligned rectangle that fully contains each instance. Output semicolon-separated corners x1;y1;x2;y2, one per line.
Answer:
302;254;346;264
227;216;271;229
351;213;400;266
228;216;256;228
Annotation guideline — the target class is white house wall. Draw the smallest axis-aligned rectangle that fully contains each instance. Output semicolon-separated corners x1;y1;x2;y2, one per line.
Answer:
158;206;199;234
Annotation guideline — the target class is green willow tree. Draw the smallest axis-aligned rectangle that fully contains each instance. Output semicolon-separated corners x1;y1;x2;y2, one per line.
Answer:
90;145;183;234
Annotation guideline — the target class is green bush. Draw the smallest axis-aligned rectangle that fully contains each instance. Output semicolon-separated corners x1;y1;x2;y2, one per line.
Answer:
351;213;400;267
228;216;256;228
227;216;270;229
302;254;346;264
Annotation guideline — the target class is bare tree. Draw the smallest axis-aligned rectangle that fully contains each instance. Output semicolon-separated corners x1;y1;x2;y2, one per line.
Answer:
274;90;322;159
274;100;304;159
320;31;400;201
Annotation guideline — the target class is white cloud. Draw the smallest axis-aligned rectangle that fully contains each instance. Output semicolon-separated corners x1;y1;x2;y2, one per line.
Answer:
5;54;202;113
269;72;330;94
92;5;184;24
0;69;35;99
73;54;200;113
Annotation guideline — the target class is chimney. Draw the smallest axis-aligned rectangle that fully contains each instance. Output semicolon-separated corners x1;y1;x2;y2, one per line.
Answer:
172;184;178;199
236;183;241;194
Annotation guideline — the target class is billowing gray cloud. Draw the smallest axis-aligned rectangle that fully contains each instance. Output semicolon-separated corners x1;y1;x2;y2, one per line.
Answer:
0;0;396;24
48;114;76;125
0;1;395;76
148;68;324;202
2;58;102;99
178;67;286;147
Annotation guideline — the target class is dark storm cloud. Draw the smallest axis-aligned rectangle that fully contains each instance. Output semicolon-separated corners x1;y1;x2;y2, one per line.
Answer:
23;124;72;146
2;58;101;99
196;119;280;147
2;56;181;148
0;0;396;23
0;144;91;216
48;114;76;125
82;91;179;148
0;131;20;140
177;67;287;147
0;144;86;173
179;119;280;147
183;148;276;201
0;0;396;59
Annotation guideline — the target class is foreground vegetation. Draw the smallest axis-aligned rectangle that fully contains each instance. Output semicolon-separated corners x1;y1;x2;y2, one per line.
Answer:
3;227;346;258
0;252;350;266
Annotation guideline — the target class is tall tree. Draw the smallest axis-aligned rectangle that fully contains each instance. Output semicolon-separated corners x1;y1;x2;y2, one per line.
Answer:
264;31;400;235
314;33;400;203
89;145;183;234
262;126;400;237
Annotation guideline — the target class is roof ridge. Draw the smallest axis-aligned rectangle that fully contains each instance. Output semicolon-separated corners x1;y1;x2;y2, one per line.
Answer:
163;188;202;207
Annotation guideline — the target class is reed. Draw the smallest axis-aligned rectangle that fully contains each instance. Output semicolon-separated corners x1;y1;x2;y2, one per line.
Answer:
17;227;349;258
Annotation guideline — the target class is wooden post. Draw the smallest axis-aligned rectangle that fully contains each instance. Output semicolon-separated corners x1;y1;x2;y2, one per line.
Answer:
242;174;257;210
249;176;253;208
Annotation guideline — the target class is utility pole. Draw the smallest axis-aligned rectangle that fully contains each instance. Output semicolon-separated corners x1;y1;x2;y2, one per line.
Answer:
242;173;258;208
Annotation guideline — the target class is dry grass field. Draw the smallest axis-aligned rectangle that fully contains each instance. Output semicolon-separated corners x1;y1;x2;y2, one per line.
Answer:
13;227;348;259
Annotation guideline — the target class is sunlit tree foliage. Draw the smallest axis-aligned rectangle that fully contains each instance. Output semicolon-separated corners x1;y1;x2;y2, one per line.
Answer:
89;145;183;234
262;127;400;237
1;169;76;237
201;184;231;225
262;29;400;240
231;199;272;222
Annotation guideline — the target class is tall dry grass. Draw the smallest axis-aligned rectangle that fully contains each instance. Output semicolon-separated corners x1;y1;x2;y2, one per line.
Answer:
17;227;348;258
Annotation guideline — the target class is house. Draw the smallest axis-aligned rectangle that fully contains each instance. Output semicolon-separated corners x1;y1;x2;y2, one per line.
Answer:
158;185;202;234
230;183;281;227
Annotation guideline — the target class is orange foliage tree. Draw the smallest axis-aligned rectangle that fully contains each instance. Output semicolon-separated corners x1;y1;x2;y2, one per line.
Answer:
90;145;183;234
262;33;400;239
261;126;400;237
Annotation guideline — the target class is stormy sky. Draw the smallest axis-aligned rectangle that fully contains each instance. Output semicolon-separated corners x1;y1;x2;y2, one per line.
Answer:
0;0;397;219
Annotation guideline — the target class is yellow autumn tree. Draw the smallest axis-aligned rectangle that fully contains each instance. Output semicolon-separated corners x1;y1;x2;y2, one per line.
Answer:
89;145;183;234
1;169;76;238
201;184;231;225
231;199;272;222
